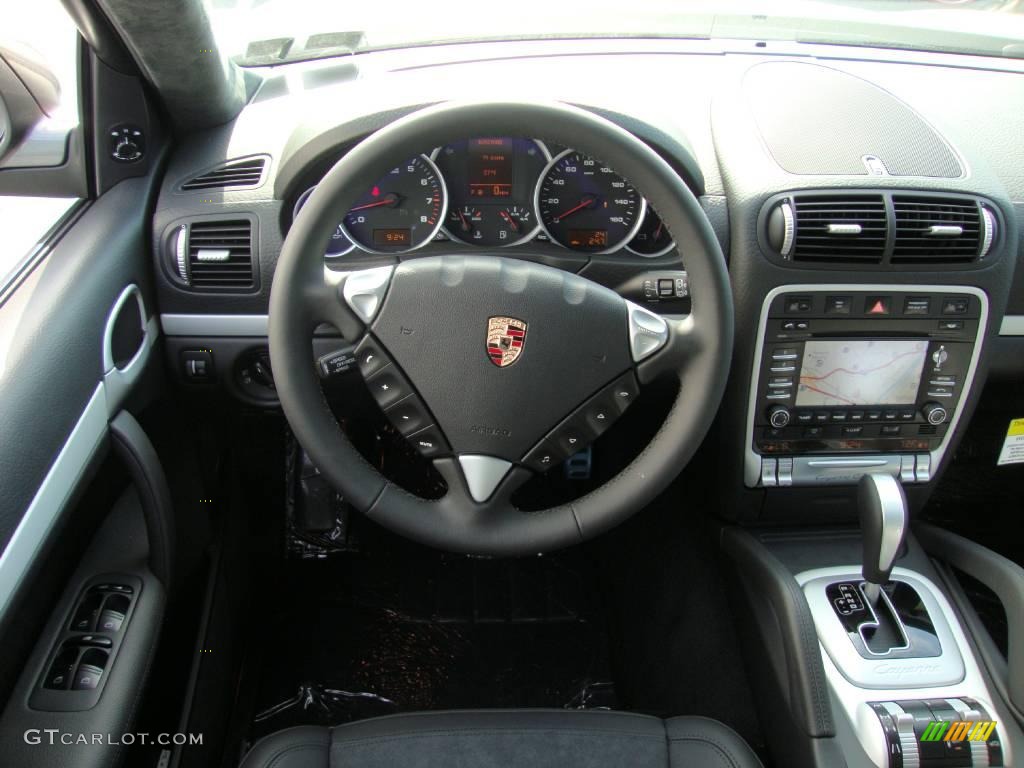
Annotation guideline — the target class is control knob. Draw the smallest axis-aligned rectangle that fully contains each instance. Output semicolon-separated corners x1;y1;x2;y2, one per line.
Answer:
767;405;791;428
921;402;948;426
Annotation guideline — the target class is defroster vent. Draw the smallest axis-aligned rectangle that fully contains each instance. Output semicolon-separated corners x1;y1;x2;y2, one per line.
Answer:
180;156;268;191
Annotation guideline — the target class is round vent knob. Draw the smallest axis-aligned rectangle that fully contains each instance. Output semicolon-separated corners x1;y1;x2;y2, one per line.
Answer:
766;201;795;257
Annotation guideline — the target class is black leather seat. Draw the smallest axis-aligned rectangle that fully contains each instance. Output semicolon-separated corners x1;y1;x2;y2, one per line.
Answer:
240;710;763;768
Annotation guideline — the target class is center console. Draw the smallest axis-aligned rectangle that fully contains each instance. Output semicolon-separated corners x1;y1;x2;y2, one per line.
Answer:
744;285;988;488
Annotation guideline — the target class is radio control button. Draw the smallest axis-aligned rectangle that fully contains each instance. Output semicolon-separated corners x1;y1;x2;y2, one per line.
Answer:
927;387;954;398
771;348;799;361
831;411;848;422
898;409;916;421
767;406;791;428
796;411;814;423
768;377;793;388
842;425;864;436
883;410;899;421
814;411;830;422
938;320;964;331
407;425;450;458
881;425;902;436
922;402;949;425
765;391;791;400
849;411;865;421
903;297;931;315
769;364;796;373
524;441;563;472
941;297;969;315
385;396;432;436
866;411;882;421
825;295;852;315
366;365;413;410
785;296;812;313
803;426;823;438
605;373;639;413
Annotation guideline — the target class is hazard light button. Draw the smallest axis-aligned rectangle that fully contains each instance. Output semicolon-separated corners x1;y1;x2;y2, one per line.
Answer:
865;296;891;316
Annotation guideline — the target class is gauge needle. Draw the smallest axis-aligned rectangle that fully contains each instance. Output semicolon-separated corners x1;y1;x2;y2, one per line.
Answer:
654;220;664;239
499;210;520;232
456;209;471;232
555;196;596;222
350;193;400;212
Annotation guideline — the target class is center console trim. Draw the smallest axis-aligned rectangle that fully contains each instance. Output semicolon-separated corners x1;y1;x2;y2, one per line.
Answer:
796;565;1011;768
744;284;990;487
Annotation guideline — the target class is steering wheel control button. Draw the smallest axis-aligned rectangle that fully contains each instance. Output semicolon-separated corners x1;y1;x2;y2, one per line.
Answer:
354;336;390;378
408;426;449;458
607;373;639;414
524;442;561;472
341;266;395;324
386;396;432;436
317;346;358;379
555;423;588;456
366;365;412;410
581;398;617;436
626;301;669;362
458;455;512;503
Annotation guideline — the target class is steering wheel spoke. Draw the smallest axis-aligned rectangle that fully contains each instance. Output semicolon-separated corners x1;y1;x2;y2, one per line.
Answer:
433;456;533;510
635;312;703;384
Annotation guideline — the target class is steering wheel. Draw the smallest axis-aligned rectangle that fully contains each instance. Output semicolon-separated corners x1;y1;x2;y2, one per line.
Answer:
270;101;733;556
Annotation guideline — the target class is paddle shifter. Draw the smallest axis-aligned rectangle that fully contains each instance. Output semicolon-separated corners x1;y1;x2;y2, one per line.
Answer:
858;473;908;604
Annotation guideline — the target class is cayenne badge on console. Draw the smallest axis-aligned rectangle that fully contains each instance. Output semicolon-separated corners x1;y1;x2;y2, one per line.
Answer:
486;317;527;368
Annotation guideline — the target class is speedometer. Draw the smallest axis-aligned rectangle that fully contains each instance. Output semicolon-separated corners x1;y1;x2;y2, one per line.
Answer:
535;150;644;253
342;154;447;253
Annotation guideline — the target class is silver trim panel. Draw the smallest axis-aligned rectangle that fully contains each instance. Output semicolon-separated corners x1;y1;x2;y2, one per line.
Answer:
0;385;108;621
1001;315;1024;336
626;300;669;362
103;285;159;416
341;265;394;324
161;314;269;336
458;455;511;503
744;284;990;487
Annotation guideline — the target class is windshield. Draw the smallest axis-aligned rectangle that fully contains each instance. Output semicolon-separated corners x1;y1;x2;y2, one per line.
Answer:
204;0;1024;66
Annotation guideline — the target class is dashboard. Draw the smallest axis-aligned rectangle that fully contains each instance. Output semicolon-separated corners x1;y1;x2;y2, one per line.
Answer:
290;138;674;260
151;37;1024;524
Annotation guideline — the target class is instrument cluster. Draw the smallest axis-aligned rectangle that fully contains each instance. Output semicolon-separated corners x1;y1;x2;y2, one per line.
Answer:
290;137;677;259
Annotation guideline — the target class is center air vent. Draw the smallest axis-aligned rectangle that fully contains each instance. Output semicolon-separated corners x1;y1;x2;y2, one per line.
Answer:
180;156;268;191
170;219;257;291
891;195;991;264
769;194;887;263
763;190;998;267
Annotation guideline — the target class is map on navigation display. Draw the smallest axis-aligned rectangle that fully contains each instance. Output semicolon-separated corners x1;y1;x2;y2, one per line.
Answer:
796;340;929;407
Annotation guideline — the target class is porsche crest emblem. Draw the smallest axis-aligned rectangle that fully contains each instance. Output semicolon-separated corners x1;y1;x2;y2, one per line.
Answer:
486;316;527;368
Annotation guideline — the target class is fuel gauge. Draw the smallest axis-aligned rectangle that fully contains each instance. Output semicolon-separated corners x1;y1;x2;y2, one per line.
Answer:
626;207;675;257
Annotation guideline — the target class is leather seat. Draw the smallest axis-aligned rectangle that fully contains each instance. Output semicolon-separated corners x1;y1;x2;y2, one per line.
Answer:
240;709;763;768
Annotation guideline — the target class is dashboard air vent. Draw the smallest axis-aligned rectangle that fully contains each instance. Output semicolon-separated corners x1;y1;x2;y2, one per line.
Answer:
891;195;988;264
790;195;887;263
178;220;256;291
180;156;268;191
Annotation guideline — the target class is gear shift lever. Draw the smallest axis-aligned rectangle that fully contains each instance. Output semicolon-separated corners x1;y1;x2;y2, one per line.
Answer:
858;473;908;604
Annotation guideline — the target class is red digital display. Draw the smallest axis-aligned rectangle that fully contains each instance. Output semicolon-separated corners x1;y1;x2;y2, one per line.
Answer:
372;228;411;246
468;138;513;198
568;229;608;248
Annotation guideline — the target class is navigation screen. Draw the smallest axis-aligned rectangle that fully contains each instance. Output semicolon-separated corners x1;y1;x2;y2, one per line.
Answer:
796;340;928;407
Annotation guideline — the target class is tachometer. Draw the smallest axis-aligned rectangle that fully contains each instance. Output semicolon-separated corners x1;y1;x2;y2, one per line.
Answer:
342;154;446;253
293;186;355;258
626;207;675;257
434;138;549;246
535;150;644;253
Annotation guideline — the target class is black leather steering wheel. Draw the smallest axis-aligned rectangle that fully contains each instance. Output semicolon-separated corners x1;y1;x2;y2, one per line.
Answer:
270;101;733;556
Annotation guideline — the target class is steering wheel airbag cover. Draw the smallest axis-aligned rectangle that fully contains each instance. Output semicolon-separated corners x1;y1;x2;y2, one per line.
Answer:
374;255;631;460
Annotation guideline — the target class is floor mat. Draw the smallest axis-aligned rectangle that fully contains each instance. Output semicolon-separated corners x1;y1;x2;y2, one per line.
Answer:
245;548;615;741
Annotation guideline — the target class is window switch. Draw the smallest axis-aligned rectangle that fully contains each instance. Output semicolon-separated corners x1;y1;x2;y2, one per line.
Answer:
97;609;125;633
70;594;102;633
44;649;78;690
72;663;104;691
72;649;108;691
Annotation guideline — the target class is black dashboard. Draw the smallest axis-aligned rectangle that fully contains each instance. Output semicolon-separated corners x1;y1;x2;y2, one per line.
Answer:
151;38;1024;522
